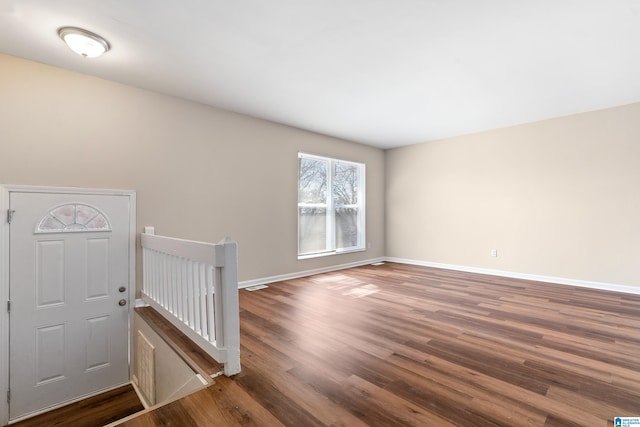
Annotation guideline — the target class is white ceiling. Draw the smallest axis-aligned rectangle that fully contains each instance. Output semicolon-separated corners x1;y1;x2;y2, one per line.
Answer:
1;1;639;149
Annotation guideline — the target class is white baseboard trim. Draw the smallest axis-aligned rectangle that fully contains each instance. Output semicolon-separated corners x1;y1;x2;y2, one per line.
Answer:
385;257;640;295
238;257;387;289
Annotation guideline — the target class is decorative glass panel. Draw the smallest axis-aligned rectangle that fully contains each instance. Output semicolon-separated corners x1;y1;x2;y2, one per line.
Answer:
36;203;112;233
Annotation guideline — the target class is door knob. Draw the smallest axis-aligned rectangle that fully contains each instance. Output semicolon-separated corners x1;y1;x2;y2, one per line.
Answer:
119;286;126;293
118;299;127;306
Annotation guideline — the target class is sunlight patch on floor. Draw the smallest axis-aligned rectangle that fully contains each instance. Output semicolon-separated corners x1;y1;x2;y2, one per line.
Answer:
342;284;379;298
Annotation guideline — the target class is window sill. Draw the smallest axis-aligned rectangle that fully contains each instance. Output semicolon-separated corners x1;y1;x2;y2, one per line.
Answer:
298;247;366;260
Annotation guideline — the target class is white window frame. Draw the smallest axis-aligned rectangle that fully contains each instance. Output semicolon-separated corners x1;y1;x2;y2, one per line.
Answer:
297;153;366;259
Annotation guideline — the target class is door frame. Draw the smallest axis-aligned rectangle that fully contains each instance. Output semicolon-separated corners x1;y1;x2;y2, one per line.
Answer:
0;185;136;424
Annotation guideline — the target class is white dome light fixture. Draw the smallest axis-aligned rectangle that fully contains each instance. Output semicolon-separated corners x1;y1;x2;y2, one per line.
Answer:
58;27;110;58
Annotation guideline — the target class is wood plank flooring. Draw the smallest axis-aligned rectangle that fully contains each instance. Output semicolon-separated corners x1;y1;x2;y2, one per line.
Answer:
8;384;143;427
120;263;640;426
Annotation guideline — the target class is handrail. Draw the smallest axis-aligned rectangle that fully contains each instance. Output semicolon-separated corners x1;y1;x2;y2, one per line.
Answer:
140;227;240;376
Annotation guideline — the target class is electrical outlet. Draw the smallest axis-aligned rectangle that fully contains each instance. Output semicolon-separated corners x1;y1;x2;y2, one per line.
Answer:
490;249;497;257
367;242;372;249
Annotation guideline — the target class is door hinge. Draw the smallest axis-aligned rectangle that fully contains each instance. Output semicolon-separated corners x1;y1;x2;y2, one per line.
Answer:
6;301;10;313
6;389;9;404
6;209;15;224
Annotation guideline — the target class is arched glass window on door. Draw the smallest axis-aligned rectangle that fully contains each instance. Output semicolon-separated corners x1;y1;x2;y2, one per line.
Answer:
35;203;112;233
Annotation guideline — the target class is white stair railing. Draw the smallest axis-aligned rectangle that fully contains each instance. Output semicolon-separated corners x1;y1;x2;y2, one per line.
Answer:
140;227;240;376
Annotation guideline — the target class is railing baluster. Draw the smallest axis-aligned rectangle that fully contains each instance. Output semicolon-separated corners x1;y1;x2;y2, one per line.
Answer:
213;266;224;347
142;248;152;298
145;249;151;298
171;255;177;316
193;261;200;334
199;262;207;339
159;252;164;307
165;253;171;310
166;253;170;309
182;257;188;321
166;253;172;312
176;256;183;321
153;250;159;301
181;258;188;323
161;253;166;308
186;259;193;328
206;265;215;343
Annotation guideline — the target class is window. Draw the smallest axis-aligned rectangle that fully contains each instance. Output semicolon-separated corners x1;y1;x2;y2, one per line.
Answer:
298;153;365;258
36;203;111;233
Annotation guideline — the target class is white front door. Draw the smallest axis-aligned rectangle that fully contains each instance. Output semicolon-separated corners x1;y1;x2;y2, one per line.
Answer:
9;191;131;420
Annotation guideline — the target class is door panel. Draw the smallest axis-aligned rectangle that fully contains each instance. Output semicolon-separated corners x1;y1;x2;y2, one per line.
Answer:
9;192;131;420
86;315;111;371
36;324;66;384
36;240;66;307
86;238;110;299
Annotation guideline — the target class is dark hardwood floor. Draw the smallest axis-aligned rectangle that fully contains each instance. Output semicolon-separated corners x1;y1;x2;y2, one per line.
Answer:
119;262;640;426
8;384;143;427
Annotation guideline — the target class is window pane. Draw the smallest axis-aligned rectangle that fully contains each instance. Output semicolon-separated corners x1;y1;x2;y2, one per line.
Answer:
298;207;327;254
335;207;358;249
299;158;328;204
333;162;359;206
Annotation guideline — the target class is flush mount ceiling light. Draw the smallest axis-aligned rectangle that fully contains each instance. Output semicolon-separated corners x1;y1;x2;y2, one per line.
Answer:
58;27;110;58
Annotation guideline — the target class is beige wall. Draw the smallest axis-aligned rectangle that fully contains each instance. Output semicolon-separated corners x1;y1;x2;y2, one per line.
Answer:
386;103;640;287
0;54;385;286
3;53;637;289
